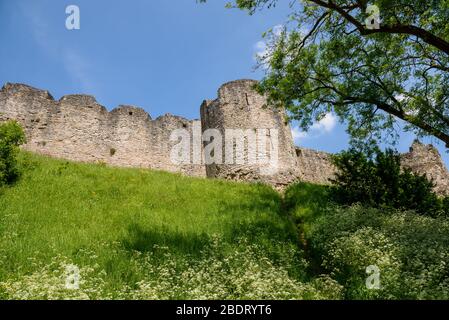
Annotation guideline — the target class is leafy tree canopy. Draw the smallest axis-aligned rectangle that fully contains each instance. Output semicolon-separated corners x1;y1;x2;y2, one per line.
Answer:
203;0;449;149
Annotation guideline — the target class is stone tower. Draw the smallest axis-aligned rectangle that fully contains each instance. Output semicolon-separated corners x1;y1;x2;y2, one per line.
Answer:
200;80;299;189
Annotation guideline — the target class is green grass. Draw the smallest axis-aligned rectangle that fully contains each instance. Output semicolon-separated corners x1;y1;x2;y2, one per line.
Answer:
0;153;289;255
3;152;447;300
284;182;331;227
0;152;323;299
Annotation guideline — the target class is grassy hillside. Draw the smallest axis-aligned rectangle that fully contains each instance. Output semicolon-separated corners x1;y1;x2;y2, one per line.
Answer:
0;152;336;299
1;152;449;300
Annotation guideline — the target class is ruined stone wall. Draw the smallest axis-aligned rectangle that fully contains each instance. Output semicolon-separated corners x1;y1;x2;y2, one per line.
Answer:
1;81;449;195
0;83;205;177
296;147;336;185
401;141;449;196
200;80;300;189
295;142;449;196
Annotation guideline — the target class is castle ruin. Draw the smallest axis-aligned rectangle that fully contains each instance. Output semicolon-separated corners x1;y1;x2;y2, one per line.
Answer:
1;79;449;194
201;80;300;188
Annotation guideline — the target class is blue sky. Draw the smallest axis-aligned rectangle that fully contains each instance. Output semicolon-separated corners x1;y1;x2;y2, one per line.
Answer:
1;0;448;165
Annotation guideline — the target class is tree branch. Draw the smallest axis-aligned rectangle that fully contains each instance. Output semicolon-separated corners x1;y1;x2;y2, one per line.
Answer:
308;0;449;55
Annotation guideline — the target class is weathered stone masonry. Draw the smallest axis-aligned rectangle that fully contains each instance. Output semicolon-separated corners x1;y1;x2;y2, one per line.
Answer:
201;80;300;189
1;79;449;194
294;141;449;196
0;82;205;177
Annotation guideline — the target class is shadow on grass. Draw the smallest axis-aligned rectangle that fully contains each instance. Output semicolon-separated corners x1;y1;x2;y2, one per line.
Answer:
282;182;334;278
120;185;290;258
118;183;317;272
121;223;211;257
284;182;332;222
113;182;312;283
218;186;304;274
214;184;283;219
213;185;298;242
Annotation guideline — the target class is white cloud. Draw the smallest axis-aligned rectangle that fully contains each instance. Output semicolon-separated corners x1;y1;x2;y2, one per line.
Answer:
253;24;284;63
291;113;337;144
310;113;337;133
291;126;308;141
254;40;268;60
255;24;311;62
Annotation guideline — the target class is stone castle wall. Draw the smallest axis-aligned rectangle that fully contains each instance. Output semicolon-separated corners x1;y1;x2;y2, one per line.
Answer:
1;80;449;194
295;147;336;185
402;141;449;195
201;80;300;189
294;142;449;196
0;83;205;177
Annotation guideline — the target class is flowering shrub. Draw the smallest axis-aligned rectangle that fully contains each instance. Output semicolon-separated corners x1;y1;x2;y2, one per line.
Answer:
0;237;343;300
0;255;107;300
308;206;449;299
129;237;342;300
